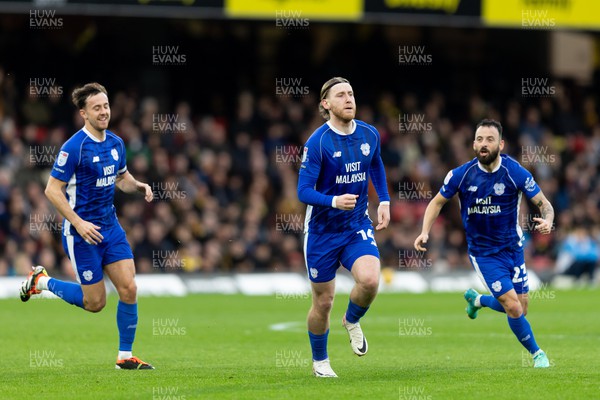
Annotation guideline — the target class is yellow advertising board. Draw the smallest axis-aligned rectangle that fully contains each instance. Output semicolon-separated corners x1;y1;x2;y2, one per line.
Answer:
225;0;363;21
483;0;600;30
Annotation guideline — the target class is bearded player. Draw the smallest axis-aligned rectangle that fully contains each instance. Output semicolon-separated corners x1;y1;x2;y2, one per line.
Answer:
414;119;552;368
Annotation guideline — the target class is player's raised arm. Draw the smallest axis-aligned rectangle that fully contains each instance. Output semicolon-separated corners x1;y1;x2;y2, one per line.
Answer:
414;192;450;251
530;191;554;235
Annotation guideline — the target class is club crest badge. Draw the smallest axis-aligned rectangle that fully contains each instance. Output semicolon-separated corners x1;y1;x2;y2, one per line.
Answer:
360;143;370;156
493;183;505;195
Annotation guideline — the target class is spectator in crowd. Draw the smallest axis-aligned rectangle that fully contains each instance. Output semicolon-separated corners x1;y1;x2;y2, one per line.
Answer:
556;224;599;282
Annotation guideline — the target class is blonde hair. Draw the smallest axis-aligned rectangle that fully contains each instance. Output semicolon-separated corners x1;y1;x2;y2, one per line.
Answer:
318;77;349;120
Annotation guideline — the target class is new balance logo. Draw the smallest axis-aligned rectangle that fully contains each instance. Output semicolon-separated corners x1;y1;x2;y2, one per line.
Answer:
333;151;341;158
467;186;478;192
92;156;100;162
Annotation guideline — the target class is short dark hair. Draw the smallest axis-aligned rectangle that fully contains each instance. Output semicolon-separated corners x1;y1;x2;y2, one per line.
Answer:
319;77;349;120
476;119;503;139
71;82;108;109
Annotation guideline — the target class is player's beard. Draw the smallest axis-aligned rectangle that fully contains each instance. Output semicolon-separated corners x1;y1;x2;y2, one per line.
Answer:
476;146;499;165
329;105;355;123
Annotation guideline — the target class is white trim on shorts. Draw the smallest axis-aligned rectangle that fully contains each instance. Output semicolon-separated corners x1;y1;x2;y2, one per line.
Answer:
469;254;491;293
303;231;310;280
66;235;81;283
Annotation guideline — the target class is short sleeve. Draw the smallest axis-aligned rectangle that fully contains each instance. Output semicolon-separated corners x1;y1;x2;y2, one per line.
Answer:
50;141;80;183
439;168;460;199
515;165;541;200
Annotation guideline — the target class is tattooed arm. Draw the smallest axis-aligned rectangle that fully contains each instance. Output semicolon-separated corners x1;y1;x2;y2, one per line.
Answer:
530;191;554;235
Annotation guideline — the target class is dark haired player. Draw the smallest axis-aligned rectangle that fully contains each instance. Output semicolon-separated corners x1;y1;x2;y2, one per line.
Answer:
298;77;390;377
20;82;155;370
414;119;552;368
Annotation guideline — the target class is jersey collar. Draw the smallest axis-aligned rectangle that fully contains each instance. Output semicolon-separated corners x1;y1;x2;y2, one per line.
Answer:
326;119;356;136
477;155;502;173
82;126;106;142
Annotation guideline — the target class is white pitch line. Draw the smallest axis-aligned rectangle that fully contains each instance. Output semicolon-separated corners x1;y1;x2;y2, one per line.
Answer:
269;321;304;332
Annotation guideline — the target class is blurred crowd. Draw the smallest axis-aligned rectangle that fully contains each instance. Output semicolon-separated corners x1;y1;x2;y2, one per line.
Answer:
0;66;599;283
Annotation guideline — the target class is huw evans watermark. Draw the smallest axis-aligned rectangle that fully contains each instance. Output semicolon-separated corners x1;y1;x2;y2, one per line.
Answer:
399;386;432;400
30;145;58;166
275;145;303;164
398;113;433;134
399;318;432;336
399;250;432;270
519;213;556;233
152;318;187;337
398;182;432;201
528;282;556;301
521;9;556;30
275;349;309;368
152;250;186;270
152;45;186;66
29;78;63;98
399;45;432;66
152;387;186;400
521;78;556;97
275;213;303;233
29;9;63;29
152;114;187;134
30;213;62;235
30;350;63;368
521;145;556;166
275;10;309;29
152;182;187;201
275;78;310;97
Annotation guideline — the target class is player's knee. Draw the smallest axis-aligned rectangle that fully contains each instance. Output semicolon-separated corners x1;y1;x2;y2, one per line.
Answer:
314;295;334;315
360;275;380;294
117;281;137;302
85;298;106;313
504;301;523;318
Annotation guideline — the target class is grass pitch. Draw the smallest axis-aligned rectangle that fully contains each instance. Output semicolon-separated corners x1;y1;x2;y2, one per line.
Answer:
1;289;598;399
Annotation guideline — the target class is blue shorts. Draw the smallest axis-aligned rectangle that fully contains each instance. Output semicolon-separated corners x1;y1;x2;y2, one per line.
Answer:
468;248;529;297
303;225;380;283
62;224;133;285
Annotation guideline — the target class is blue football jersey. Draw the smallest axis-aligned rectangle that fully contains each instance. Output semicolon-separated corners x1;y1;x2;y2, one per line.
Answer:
439;154;541;256
298;119;390;233
50;127;127;235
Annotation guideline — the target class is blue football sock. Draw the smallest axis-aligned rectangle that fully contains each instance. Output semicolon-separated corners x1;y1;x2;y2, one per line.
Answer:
507;314;540;354
308;330;329;361
345;300;369;324
117;301;138;352
480;295;506;313
47;278;84;308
